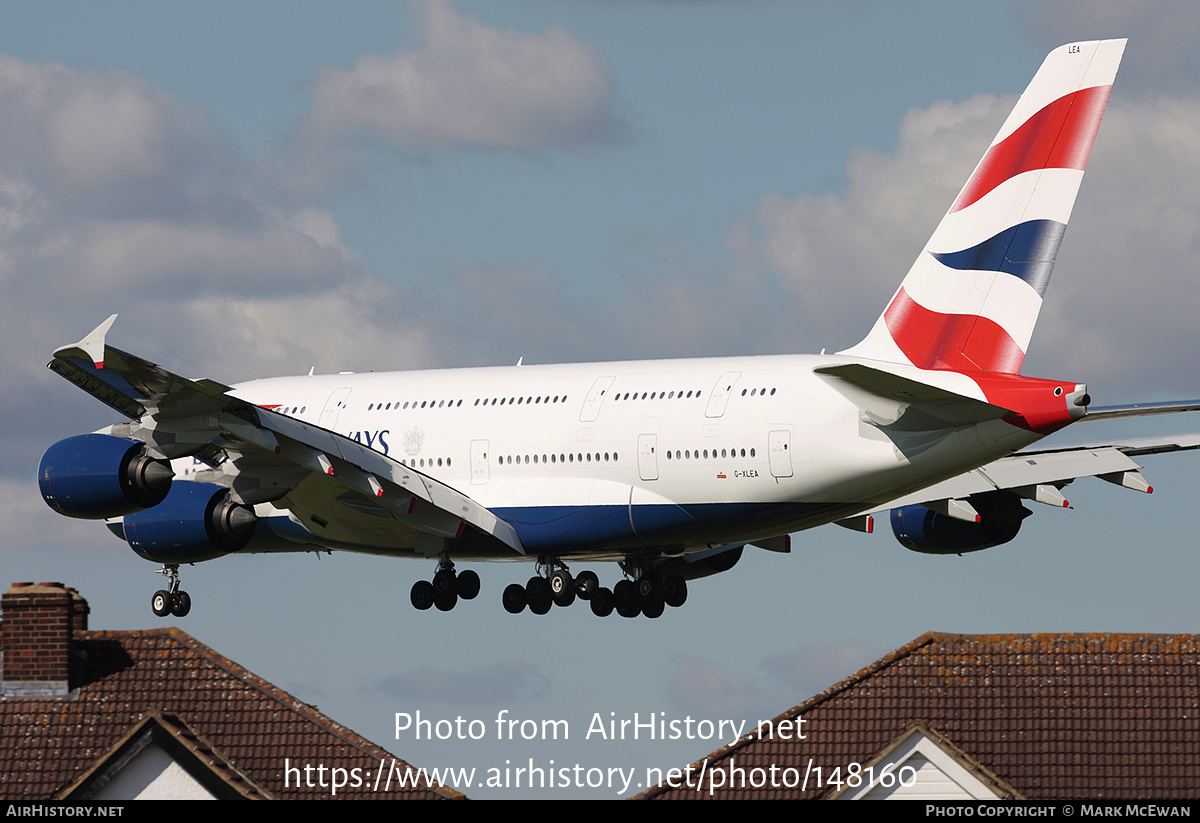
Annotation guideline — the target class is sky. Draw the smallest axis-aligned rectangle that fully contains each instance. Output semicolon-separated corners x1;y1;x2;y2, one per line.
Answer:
6;0;1200;799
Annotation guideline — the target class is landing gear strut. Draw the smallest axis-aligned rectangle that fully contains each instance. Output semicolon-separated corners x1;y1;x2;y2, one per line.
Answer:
502;559;585;615
151;564;191;618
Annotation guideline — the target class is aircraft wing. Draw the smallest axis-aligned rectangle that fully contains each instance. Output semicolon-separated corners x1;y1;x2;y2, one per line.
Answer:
49;316;525;556
859;432;1200;519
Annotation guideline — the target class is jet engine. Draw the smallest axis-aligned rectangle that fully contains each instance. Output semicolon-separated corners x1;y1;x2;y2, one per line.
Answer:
38;434;173;519
121;480;258;564
890;492;1031;554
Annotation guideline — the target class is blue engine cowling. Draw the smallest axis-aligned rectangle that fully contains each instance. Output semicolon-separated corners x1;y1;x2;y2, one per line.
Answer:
39;434;174;519
121;480;258;564
891;492;1031;555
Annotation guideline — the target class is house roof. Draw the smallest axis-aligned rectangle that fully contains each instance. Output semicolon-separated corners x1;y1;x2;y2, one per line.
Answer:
58;709;273;800
0;622;463;800
639;632;1200;800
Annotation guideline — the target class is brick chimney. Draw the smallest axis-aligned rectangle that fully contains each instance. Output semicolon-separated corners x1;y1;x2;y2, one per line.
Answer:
1;582;89;697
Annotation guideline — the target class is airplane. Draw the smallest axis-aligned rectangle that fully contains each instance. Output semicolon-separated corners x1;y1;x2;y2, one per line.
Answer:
37;39;1200;620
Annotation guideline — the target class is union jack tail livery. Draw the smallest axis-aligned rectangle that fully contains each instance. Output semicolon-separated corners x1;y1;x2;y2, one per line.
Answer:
844;39;1126;374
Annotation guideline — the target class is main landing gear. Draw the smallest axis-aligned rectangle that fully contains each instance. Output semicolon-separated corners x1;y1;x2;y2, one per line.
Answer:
410;558;480;612
502;563;687;619
151;564;191;618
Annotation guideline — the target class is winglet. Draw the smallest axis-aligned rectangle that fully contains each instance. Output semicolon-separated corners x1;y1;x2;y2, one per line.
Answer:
54;314;118;370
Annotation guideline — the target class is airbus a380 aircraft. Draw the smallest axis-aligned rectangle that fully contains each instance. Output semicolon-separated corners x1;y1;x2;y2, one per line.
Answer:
38;39;1200;619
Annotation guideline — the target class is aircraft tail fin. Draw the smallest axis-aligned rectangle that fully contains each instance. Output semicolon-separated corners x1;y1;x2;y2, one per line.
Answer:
841;39;1126;374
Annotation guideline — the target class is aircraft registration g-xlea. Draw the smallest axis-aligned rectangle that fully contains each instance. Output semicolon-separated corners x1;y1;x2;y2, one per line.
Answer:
38;39;1200;619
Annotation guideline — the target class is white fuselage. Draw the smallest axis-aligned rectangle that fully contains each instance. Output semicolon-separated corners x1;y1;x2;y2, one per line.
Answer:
192;353;1048;560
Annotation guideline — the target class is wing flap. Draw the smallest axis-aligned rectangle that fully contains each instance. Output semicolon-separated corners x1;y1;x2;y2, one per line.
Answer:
856;431;1200;519
977;445;1141;488
252;406;523;553
859;444;1147;515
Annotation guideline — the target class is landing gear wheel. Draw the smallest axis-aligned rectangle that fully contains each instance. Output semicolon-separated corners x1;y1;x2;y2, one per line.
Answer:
613;579;638;610
549;568;572;593
170;591;191;618
641;596;665;619
411;580;435;611
152;590;172;617
550;569;575;607
529;598;552;615
526;576;551;607
152;564;184;617
636;576;660;600
502;583;528;614
662;574;688;608
549;569;573;603
617;601;640;618
457;569;480;600
433;568;457;597
590;587;614;617
576;571;600;600
434;590;458;612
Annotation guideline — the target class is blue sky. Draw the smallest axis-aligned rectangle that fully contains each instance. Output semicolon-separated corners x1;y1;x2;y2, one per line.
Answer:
7;0;1200;798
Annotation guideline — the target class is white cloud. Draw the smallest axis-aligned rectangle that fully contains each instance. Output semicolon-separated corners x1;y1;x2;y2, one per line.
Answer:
48;86;167;188
725;93;1008;354
1022;94;1200;394
301;0;624;149
0;55;439;481
0;54;229;216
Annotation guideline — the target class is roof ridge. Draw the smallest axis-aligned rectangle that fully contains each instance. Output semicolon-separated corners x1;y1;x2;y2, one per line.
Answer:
55;708;274;800
635;631;945;799
77;628;466;800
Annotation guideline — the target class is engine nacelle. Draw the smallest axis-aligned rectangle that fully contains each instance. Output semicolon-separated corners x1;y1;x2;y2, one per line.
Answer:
122;481;258;564
891;492;1031;555
39;434;173;519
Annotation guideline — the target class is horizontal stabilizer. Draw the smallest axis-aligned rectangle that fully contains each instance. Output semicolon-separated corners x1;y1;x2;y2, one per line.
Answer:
1082;399;1200;421
1020;432;1200;457
815;363;1014;431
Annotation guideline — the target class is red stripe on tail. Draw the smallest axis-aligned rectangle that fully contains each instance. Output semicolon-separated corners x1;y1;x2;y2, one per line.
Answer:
884;289;1025;373
951;84;1112;213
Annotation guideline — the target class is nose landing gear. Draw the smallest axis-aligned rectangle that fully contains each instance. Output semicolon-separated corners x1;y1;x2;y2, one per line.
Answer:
151;564;191;618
